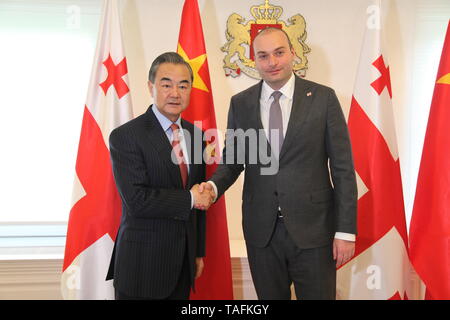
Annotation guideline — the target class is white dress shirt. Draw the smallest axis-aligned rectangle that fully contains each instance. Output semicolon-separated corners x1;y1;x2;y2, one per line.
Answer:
259;72;295;140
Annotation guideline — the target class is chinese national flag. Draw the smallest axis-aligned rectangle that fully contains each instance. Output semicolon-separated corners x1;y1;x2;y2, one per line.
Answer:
177;0;234;299
336;0;412;300
409;20;450;300
61;0;133;299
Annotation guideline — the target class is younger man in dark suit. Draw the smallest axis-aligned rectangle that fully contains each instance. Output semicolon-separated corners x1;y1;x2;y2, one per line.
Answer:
201;27;358;299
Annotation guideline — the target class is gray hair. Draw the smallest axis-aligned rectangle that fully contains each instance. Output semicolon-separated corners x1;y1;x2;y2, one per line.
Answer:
148;52;194;83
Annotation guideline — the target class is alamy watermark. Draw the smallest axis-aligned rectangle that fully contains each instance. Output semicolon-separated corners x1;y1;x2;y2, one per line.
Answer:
171;121;281;176
366;4;381;30
66;5;81;30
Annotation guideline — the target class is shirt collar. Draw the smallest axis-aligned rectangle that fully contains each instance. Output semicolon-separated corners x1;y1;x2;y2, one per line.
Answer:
152;104;182;132
261;72;295;102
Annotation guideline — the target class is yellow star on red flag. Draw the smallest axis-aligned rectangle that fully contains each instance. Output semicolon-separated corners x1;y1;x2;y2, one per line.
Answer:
437;73;450;84
177;44;209;92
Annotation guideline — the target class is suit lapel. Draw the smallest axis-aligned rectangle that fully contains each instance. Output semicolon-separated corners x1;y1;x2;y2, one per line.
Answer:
181;118;198;189
144;106;184;188
250;81;272;151
279;76;313;160
246;81;277;163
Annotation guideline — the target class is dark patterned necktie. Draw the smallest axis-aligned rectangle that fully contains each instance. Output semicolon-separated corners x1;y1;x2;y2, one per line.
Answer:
269;91;284;158
170;123;188;188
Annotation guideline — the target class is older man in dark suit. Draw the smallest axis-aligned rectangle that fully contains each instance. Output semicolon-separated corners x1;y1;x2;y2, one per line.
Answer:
201;27;358;300
106;52;214;300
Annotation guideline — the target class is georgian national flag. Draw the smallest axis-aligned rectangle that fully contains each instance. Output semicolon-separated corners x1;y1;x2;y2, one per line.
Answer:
409;20;450;300
177;0;234;299
336;0;413;300
61;0;133;299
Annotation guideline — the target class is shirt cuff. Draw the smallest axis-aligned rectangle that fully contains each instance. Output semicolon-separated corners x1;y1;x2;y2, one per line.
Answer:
189;191;194;209
334;232;355;242
207;181;219;202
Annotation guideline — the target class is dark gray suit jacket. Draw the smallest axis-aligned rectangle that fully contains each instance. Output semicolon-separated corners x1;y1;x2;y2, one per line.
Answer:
211;75;357;249
106;106;206;299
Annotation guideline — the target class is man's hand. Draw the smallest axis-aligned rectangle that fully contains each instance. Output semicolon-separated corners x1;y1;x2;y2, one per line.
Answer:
198;182;216;201
191;184;214;210
195;257;204;279
333;238;355;268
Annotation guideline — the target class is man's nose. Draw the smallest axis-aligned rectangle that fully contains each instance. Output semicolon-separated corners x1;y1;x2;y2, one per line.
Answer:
169;86;180;97
268;54;278;66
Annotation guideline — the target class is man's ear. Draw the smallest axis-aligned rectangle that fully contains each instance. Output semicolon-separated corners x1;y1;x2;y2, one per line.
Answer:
290;46;296;57
148;80;155;98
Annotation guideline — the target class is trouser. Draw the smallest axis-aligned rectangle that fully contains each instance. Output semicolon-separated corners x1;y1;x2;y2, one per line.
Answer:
114;251;191;300
246;217;336;300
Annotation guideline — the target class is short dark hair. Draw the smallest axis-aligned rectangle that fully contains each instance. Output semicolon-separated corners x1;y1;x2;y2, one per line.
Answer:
148;52;194;83
253;27;293;52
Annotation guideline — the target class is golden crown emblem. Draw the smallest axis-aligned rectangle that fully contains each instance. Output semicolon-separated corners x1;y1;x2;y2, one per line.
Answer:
250;0;283;24
221;1;311;79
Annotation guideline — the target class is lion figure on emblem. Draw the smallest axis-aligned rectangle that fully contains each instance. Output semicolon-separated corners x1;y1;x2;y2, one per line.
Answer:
221;13;253;70
282;14;311;71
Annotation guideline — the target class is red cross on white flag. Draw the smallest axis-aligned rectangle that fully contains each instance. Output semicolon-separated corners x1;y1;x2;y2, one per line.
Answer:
336;0;415;300
99;54;129;99
61;0;133;299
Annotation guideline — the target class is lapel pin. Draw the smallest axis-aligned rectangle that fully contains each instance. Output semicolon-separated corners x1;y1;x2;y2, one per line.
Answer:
307;92;312;97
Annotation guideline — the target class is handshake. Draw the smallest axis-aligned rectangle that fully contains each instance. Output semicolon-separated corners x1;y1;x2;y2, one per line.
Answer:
190;182;216;210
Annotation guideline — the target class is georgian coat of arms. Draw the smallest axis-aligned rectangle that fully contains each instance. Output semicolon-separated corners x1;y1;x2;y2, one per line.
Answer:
221;0;311;79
